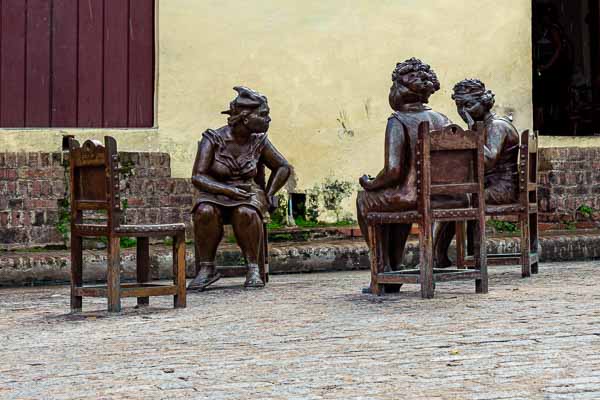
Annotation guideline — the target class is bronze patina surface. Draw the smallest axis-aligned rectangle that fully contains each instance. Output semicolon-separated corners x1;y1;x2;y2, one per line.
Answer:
357;58;451;271
190;86;291;289
434;79;520;267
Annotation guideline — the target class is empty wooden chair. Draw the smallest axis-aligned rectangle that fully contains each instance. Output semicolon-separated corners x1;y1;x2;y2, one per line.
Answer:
69;137;186;312
456;130;539;277
367;122;488;298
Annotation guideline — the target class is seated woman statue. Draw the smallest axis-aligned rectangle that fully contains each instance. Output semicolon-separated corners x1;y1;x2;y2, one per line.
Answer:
433;79;520;266
189;86;291;290
357;58;451;272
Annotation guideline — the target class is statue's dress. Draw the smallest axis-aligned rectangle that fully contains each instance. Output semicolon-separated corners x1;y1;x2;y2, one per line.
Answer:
192;129;269;218
484;116;520;205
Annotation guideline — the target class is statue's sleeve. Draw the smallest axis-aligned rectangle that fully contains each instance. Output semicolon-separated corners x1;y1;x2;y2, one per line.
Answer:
366;116;406;191
484;123;506;170
384;116;406;174
260;138;289;171
193;134;215;176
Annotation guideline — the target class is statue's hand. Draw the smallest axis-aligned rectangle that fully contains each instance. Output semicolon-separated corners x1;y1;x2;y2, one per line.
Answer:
359;175;373;190
267;195;278;213
225;187;252;200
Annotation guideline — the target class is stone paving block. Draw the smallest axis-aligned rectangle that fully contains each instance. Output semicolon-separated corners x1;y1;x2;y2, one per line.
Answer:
0;262;600;399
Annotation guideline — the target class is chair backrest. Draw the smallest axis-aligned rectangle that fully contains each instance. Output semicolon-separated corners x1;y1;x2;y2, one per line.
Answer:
69;136;122;230
518;130;538;207
417;122;486;215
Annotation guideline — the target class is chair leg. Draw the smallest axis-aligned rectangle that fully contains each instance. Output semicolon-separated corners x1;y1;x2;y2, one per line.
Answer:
173;232;187;309
474;219;488;294
466;220;475;258
70;235;83;312
455;221;466;269
420;223;435;299
530;212;539;274
136;237;150;306
368;224;383;296
258;224;268;284
264;224;270;283
520;213;531;278
107;236;121;313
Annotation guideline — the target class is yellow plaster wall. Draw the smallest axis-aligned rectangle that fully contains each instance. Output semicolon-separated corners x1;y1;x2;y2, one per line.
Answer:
1;0;551;197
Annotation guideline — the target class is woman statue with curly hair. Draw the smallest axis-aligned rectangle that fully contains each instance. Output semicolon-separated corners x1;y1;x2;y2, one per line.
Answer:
189;86;291;290
357;58;452;275
434;79;520;267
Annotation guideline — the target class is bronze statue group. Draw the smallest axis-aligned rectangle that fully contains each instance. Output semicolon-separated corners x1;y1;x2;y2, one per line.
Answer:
190;58;521;292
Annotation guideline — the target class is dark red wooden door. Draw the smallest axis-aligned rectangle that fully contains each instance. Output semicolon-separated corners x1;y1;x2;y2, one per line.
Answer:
0;0;154;128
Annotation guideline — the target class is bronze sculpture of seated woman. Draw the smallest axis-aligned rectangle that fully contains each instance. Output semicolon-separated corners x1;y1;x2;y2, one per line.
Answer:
189;86;291;290
356;58;452;272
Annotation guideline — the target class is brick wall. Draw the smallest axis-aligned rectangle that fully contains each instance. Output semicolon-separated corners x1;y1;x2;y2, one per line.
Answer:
118;152;193;235
0;151;194;250
538;147;600;229
1;146;599;249
0;152;66;248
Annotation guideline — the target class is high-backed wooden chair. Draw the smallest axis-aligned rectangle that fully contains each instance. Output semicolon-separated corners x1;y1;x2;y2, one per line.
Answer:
69;137;187;313
456;130;539;277
367;122;488;298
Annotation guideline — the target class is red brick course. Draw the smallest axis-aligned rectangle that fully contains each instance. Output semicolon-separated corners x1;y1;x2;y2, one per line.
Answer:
0;150;194;249
537;147;600;227
0;146;599;249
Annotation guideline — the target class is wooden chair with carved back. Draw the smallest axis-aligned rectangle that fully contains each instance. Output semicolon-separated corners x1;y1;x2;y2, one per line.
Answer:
455;130;539;277
366;122;488;298
69;137;187;313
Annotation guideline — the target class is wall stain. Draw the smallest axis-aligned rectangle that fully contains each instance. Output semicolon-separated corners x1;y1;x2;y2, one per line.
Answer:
337;109;354;138
364;98;372;120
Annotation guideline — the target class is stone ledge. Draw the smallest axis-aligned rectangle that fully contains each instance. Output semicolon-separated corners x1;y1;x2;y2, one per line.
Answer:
1;233;599;286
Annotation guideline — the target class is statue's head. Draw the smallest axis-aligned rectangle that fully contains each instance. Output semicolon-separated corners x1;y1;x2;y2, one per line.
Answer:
389;58;441;110
452;79;495;126
222;86;271;133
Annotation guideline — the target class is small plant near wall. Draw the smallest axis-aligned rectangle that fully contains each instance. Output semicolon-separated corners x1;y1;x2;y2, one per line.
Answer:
320;178;354;222
267;191;290;229
487;219;519;234
306;190;320;222
98;236;137;248
577;204;594;219
564;221;577;231
266;177;357;229
56;199;71;244
301;177;356;224
119;159;135;180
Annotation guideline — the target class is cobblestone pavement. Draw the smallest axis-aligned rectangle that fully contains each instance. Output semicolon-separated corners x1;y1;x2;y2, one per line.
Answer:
1;261;600;399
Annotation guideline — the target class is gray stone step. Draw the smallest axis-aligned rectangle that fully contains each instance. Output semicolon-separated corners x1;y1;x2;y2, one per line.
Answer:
1;234;599;286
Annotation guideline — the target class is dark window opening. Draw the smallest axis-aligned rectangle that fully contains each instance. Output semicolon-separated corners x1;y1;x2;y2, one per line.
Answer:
533;0;600;136
290;193;306;220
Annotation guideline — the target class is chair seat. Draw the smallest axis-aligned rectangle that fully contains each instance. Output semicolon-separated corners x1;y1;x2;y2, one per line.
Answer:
366;210;420;224
431;208;478;221
367;208;479;224
486;203;525;215
116;223;186;236
73;223;109;236
74;223;186;237
486;203;537;215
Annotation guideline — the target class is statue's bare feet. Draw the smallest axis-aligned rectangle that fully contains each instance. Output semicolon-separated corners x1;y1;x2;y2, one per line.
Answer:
187;263;221;291
244;264;264;288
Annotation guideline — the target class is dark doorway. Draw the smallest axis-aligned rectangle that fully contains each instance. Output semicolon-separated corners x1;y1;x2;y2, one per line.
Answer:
533;0;600;136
